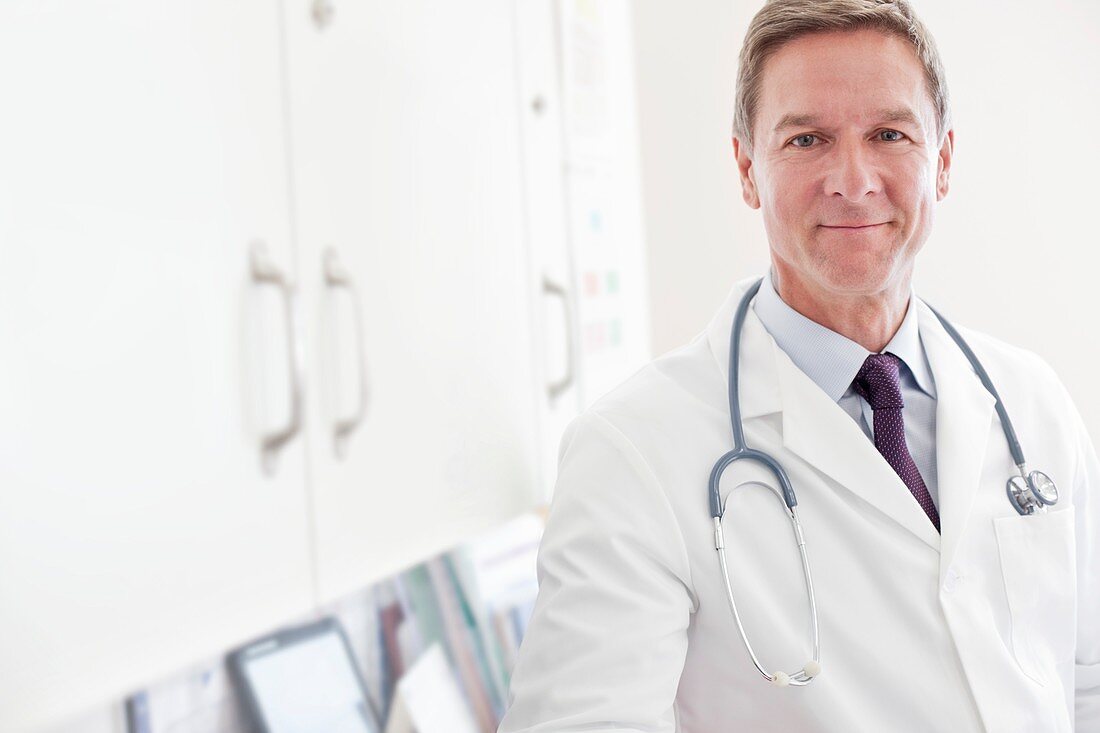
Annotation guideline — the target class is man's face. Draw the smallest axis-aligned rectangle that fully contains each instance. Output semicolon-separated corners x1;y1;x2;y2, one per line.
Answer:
734;29;953;297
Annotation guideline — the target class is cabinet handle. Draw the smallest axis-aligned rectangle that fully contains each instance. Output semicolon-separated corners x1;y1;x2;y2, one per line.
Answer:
324;248;368;460
542;274;576;401
250;241;304;475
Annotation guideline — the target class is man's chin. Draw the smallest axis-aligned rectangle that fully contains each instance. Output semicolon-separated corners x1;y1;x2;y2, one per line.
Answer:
809;259;900;296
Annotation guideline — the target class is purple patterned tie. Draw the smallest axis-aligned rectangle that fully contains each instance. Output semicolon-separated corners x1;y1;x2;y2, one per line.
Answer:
851;353;941;532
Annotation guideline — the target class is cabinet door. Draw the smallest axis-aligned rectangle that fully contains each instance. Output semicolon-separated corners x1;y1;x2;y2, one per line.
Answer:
283;0;540;602
514;0;584;502
0;2;313;729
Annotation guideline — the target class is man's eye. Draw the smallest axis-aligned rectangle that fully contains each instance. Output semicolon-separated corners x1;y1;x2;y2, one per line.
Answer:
790;134;818;148
879;129;906;142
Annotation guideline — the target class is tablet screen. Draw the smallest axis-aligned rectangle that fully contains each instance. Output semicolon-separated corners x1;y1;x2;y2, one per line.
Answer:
235;621;380;733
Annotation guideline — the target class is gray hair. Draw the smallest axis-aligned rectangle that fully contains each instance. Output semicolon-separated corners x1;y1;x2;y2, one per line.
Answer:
732;0;951;151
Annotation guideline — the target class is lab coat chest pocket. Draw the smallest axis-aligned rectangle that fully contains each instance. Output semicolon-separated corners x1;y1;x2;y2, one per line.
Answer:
993;507;1077;685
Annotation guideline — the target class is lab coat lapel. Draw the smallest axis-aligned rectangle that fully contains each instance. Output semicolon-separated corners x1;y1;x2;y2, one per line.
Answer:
775;344;942;551
915;299;996;580
708;277;941;550
706;278;783;422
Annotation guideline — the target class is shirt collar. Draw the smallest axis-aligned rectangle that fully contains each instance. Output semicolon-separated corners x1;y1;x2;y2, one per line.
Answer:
753;268;937;402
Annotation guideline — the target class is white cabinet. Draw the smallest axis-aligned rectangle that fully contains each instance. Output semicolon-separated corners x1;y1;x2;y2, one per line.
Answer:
0;1;649;728
0;1;313;731
517;0;654;501
275;0;542;602
514;0;586;502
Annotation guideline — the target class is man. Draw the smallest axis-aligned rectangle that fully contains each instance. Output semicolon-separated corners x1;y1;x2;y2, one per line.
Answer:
499;1;1099;731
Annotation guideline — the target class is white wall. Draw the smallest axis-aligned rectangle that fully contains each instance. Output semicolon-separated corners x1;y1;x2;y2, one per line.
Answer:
630;0;760;355
630;0;1100;439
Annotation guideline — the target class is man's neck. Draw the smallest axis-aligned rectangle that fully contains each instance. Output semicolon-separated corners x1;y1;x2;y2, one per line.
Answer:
770;264;912;353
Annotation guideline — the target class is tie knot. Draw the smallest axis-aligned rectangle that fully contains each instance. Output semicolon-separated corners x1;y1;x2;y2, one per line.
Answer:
852;352;905;410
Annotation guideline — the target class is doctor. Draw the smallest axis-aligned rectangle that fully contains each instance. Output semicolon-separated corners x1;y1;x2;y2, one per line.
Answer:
499;0;1099;731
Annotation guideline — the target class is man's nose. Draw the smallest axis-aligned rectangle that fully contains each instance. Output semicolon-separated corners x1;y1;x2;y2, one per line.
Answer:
824;141;881;201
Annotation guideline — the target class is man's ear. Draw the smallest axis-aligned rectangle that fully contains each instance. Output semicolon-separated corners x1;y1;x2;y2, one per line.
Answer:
733;135;760;209
936;129;954;201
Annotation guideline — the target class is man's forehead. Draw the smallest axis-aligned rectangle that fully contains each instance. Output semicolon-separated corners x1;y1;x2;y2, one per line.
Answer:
755;30;935;135
763;28;925;77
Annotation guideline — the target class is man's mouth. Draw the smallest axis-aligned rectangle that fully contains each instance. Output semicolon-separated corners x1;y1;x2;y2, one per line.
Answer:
819;222;887;229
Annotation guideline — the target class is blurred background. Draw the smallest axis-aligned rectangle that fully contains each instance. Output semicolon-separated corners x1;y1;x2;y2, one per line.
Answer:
1;1;1096;731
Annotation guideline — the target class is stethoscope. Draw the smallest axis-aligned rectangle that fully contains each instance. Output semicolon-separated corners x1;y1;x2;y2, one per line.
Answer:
709;278;1059;687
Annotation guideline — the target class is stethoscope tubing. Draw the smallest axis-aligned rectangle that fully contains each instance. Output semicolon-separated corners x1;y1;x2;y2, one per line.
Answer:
710;277;1058;687
922;302;1026;468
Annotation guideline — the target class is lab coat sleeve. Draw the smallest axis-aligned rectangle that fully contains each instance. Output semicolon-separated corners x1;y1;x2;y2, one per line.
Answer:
497;410;696;733
1069;390;1100;730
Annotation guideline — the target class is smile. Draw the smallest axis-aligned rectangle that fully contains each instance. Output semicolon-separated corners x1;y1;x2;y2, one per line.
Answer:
819;223;888;231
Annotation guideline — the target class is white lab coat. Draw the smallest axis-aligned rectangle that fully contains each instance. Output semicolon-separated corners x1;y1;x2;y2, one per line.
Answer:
499;276;1100;732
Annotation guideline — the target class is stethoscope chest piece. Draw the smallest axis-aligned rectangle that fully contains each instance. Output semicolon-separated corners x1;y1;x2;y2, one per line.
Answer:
711;277;1061;689
1006;469;1059;515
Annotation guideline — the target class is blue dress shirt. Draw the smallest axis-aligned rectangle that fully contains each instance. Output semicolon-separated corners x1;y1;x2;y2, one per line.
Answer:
753;269;941;508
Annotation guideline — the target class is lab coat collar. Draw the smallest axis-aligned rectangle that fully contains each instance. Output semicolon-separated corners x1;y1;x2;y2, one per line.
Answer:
706;276;994;554
705;277;935;549
914;298;997;578
777;332;944;551
705;276;784;421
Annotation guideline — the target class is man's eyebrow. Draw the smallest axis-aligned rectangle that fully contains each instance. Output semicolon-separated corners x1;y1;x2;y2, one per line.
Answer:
773;113;818;132
875;107;923;127
772;108;924;133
